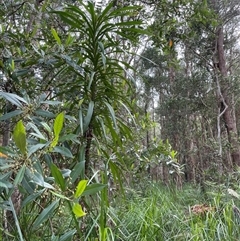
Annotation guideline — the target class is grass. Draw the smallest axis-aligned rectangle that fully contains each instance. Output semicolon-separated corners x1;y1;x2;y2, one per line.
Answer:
108;182;240;241
1;181;240;240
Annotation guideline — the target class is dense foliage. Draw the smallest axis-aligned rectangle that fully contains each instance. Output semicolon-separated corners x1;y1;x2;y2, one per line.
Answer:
1;0;240;240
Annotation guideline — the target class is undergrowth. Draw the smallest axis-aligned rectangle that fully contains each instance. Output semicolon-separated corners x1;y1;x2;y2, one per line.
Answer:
109;182;240;241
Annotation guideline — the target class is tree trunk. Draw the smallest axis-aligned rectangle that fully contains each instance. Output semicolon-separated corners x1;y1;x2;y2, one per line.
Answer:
215;27;240;166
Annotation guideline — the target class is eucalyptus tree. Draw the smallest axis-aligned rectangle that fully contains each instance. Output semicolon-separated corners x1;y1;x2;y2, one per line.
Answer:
142;0;240;185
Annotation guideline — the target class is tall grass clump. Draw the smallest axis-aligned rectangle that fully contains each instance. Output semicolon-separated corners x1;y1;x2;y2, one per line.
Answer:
108;182;240;241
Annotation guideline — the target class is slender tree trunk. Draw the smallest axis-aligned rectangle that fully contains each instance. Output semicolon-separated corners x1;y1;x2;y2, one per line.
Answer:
215;27;240;167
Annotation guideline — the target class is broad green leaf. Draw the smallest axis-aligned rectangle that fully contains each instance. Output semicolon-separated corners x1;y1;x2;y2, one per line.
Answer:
54;112;64;138
82;183;107;196
72;203;86;218
74;180;88;198
50;164;66;191
0;110;23;121
13;165;26;186
53;146;73;158
33;199;59;230
13;120;27;155
51;112;64;148
51;27;62;45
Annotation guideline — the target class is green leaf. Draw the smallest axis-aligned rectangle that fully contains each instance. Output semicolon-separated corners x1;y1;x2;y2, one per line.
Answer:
22;189;45;207
109;161;123;193
50;191;70;200
83;101;94;132
87;72;95;91
82;183;107;196
28;169;55;189
0;92;28;107
52;146;73;158
33;199;59;230
0;110;23;121
59;134;80;143
51;27;62;45
8;198;24;241
0;180;13;189
51;112;64;148
74;180;88;198
79;108;83;136
13;120;27;155
72;203;86;218
104;101;117;128
35;110;55;118
28;143;47;157
50;163;66;191
54;112;64;138
40;100;62;106
59;229;76;241
28;122;47;140
13;165;26;186
70;162;85;183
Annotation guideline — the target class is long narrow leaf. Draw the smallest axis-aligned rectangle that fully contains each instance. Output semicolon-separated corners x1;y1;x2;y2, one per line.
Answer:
83;101;94;132
0;92;27;107
33;199;59;230
50;163;66;191
82;183;107;196
13;165;26;186
8;198;24;241
104;101;117;128
0;110;23;121
51;27;62;45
